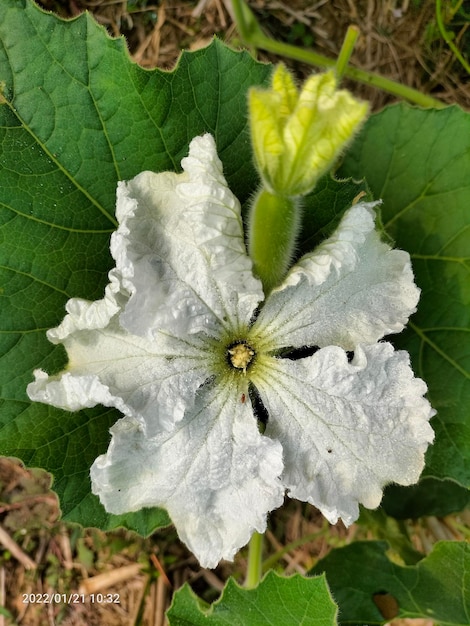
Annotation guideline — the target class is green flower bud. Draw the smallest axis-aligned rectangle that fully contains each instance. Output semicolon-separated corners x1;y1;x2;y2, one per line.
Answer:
249;64;369;197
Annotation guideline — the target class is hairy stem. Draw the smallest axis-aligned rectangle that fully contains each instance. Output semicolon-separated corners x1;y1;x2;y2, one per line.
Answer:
248;189;301;295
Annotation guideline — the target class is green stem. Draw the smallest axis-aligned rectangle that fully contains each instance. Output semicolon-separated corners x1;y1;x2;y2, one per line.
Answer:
435;0;470;74
335;25;359;81
231;0;445;109
248;189;300;295
245;532;263;588
231;0;265;44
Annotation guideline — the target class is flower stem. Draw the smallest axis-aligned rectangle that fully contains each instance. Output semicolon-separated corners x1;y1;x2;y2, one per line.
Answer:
248;189;300;295
335;25;359;81
231;0;445;109
245;532;263;588
435;0;470;74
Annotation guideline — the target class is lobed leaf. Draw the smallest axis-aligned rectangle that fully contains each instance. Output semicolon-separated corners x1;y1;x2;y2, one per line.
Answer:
167;572;338;626
310;540;470;625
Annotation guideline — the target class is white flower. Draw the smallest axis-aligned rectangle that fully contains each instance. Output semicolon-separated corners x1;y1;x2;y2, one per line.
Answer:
27;134;435;568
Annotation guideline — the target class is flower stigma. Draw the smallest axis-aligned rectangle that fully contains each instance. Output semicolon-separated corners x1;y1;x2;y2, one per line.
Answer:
227;341;255;374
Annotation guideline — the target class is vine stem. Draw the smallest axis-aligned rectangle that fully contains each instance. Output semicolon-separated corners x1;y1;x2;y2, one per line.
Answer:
245;532;263;588
435;0;470;75
232;0;445;109
335;25;359;81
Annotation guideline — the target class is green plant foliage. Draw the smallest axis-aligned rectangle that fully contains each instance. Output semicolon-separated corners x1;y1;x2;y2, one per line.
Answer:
167;572;338;625
1;5;469;620
298;174;371;257
382;477;470;519
310;540;470;625
0;0;271;532
340;105;470;498
0;0;367;535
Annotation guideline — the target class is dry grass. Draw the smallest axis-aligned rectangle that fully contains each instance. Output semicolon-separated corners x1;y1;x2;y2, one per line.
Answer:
1;458;354;625
2;457;469;625
35;0;470;108
2;1;470;624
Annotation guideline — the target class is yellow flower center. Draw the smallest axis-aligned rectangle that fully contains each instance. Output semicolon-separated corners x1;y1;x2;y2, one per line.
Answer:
227;342;255;374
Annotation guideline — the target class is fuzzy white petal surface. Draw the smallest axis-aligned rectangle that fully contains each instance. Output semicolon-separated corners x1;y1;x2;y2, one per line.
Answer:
28;301;212;434
46;270;123;344
252;202;420;351
113;134;263;340
90;380;284;568
254;343;435;525
27;369;129;414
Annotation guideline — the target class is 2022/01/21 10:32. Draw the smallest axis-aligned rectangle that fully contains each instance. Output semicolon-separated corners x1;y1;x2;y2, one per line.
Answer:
22;592;121;604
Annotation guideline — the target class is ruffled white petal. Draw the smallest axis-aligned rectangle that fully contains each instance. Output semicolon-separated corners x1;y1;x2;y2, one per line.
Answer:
253;343;435;525
252;202;420;351
113;134;263;340
90;380;284;569
27;301;212;435
27;369;127;414
46;270;123;343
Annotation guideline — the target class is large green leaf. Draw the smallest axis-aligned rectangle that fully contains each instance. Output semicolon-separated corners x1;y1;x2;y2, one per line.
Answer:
382;478;470;519
0;0;369;534
310;540;470;625
167;572;338;625
299;174;371;256
0;0;272;532
340;105;470;492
